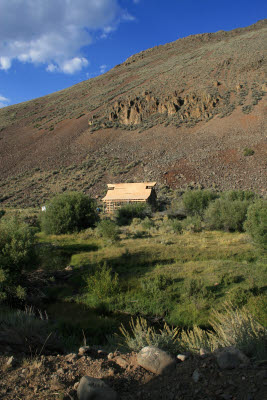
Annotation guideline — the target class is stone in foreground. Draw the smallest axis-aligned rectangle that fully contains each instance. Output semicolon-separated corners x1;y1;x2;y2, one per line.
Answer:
137;346;176;375
216;347;250;369
77;376;118;400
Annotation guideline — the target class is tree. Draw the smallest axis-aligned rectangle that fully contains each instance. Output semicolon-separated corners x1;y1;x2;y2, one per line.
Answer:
40;192;98;234
0;217;35;302
182;190;218;216
244;200;267;249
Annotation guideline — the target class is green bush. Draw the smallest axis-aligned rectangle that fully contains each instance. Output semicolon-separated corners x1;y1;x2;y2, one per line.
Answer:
40;192;98;234
185;278;207;299
86;263;119;302
221;190;257;202
244;148;255;156
0;306;62;354
119;316;179;353
142;217;155;230
0;209;5;219
96;219;120;242
182;215;203;232
141;274;174;295
169;220;183;233
204;198;250;232
116;203;151;226
178;302;267;359
244;200;267;249
182;190;218;216
0;217;35;301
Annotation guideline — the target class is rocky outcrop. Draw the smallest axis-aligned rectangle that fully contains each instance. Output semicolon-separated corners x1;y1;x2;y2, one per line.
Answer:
89;90;220;128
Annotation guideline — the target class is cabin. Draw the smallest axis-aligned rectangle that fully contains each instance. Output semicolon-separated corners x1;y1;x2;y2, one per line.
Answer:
102;182;157;213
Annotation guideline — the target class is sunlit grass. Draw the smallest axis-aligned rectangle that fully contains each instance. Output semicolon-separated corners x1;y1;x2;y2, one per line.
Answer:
35;227;266;328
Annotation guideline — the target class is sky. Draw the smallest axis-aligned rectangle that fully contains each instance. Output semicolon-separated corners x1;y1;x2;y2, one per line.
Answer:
0;0;266;108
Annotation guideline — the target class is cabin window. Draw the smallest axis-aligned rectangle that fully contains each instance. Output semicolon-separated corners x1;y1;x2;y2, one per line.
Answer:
108;187;115;190
146;186;153;189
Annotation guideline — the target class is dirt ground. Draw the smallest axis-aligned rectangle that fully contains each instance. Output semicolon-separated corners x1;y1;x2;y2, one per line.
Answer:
1;348;267;400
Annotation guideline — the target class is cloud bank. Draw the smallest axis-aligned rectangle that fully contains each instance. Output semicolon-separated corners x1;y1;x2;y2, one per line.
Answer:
0;0;131;74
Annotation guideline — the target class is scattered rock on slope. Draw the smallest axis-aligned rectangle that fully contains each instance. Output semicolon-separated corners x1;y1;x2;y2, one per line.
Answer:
137;346;176;374
77;376;118;400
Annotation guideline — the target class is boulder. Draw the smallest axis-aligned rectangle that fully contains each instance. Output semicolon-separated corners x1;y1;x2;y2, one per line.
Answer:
216;347;250;369
77;376;118;400
79;346;90;356
177;354;188;362
137;346;176;375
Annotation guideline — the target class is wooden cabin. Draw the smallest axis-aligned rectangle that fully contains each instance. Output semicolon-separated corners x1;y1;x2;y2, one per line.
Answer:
102;182;157;213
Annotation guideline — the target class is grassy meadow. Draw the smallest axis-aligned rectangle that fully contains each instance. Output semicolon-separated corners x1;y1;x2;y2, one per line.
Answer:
35;219;267;341
1;191;266;350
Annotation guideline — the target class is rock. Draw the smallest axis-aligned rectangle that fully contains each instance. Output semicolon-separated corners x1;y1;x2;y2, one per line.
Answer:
107;353;114;360
177;354;188;362
65;353;77;362
56;368;65;375
6;356;15;367
77;376;118;400
200;348;209;357
216;347;250;369
137;346;176;375
79;346;90;356
192;369;200;383
115;356;128;369
65;265;74;271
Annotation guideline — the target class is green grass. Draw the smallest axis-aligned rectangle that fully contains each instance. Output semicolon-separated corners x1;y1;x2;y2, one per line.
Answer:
35;227;267;331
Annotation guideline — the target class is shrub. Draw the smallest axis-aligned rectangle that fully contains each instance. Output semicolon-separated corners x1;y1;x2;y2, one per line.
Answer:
0;306;62;354
177;302;267;359
0;209;5;219
182;190;218;216
40;192;98;234
244;200;267;249
96;219;120;242
116;203;152;226
204;198;250;232
182;215;203;232
169;220;183;233
244;148;255;156
185;279;207;299
0;217;35;302
142;217;155;230
210;302;267;359
118;316;179;353
86;263;119;301
221;190;257;202
141;274;174;295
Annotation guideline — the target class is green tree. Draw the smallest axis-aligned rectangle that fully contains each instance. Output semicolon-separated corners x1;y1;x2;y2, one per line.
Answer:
244;200;267;249
204;198;250;232
96;219;120;242
116;203;151;226
0;217;35;302
40;192;98;234
182;190;218;216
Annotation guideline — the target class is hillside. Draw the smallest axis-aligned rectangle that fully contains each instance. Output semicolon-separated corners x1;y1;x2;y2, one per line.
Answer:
0;19;266;207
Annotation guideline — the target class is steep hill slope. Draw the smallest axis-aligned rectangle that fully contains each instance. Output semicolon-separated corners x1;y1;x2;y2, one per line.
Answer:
0;20;266;207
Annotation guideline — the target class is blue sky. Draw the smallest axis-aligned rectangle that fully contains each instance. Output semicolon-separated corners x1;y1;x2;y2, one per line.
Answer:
0;0;266;108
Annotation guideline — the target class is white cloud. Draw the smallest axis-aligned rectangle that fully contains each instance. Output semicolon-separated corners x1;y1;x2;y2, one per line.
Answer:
0;57;12;70
61;58;89;74
0;94;10;108
0;0;133;74
100;65;108;74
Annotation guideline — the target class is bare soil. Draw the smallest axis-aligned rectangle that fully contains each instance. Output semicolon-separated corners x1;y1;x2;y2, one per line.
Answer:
1;349;267;400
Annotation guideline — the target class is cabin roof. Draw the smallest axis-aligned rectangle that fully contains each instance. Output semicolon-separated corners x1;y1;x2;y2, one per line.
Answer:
102;182;156;201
